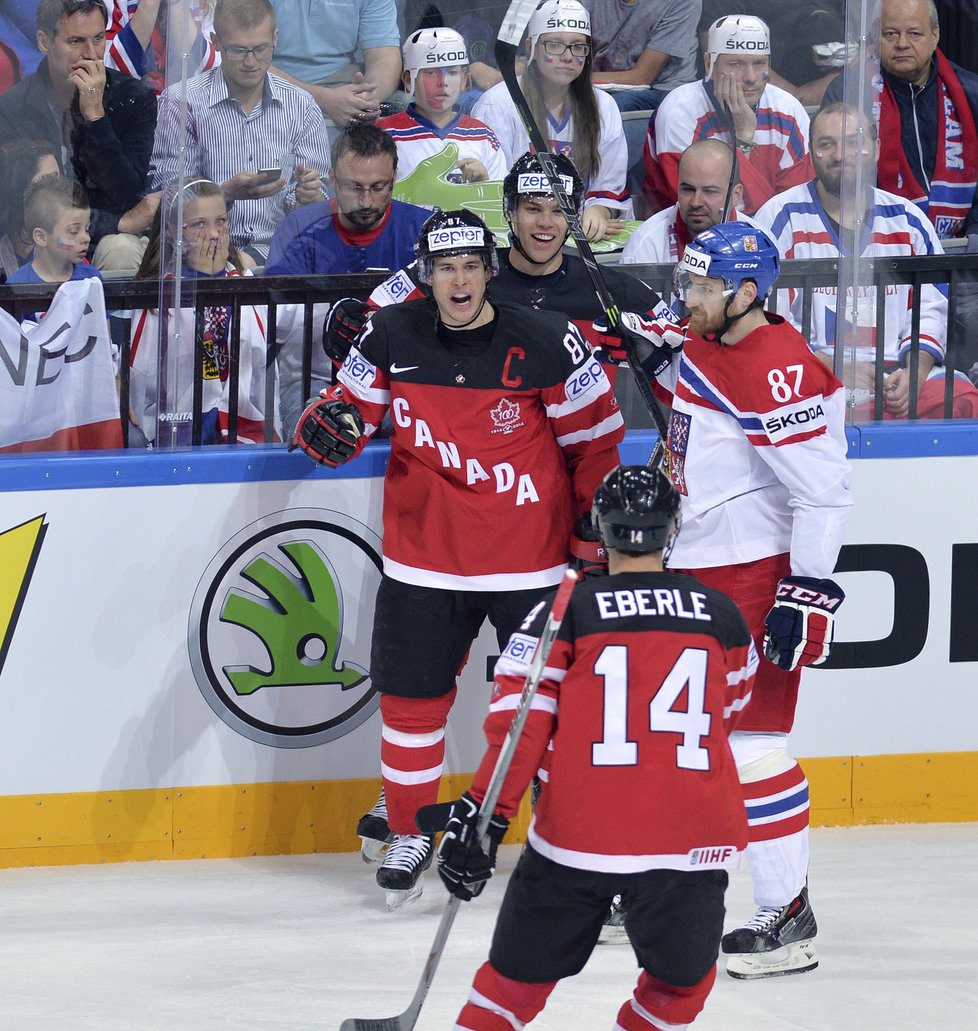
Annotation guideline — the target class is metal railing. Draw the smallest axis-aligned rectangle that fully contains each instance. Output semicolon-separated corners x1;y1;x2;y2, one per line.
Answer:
3;254;978;453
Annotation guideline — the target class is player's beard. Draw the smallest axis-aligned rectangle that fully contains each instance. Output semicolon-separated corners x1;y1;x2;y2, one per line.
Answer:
687;305;726;337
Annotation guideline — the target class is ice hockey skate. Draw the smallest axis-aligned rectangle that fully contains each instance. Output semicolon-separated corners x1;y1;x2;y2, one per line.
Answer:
597;894;629;945
356;788;394;864
722;886;818;978
376;834;434;911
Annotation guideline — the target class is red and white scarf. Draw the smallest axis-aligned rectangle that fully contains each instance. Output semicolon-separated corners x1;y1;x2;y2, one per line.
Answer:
876;51;978;238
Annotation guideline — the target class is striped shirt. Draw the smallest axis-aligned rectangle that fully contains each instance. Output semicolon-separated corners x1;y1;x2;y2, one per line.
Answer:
150;67;331;259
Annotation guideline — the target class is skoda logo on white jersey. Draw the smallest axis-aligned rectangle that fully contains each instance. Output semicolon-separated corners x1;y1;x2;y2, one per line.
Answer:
427;226;485;251
517;172;574;195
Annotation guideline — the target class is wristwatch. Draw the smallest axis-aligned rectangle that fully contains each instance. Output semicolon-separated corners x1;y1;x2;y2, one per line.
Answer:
736;139;755;155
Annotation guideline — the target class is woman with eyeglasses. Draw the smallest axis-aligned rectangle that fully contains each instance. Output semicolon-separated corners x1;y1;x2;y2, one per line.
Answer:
473;0;632;241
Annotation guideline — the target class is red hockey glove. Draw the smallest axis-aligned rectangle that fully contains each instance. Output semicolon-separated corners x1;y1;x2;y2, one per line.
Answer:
590;314;630;364
570;514;608;579
322;297;371;364
763;576;846;671
436;792;509;901
289;388;365;467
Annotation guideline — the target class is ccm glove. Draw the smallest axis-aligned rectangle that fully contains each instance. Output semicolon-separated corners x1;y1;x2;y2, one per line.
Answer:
617;311;686;378
323;297;371;364
763;576;846;671
570;514;608;579
289;388;365;467
436;791;509;901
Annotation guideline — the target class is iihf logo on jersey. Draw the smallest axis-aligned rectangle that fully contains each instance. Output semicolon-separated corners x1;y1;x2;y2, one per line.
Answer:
188;509;383;748
490;398;525;434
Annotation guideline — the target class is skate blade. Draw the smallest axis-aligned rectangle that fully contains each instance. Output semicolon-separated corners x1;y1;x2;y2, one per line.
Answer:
725;939;818;979
597;923;630;945
385;881;424;912
360;836;391;865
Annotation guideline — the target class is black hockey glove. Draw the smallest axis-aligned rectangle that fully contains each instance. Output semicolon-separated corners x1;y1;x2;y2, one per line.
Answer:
570;514;608;579
436;792;509;901
323;297;371;364
289;388;365;467
763;576;846;671
596;311;686;378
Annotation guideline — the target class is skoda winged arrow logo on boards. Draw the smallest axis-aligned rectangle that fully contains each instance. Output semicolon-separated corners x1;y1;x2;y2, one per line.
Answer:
188;509;383;747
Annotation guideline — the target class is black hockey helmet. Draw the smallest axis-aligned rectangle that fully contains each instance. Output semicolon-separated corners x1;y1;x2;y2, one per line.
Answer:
502;150;585;222
592;465;680;554
414;208;499;284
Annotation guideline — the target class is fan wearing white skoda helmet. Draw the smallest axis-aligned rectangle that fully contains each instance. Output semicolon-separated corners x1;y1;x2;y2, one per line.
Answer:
376;27;507;184
473;0;633;240
643;14;814;214
617;222;852;979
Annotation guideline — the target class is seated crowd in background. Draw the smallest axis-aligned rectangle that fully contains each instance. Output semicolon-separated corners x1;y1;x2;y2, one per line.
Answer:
2;0;978;452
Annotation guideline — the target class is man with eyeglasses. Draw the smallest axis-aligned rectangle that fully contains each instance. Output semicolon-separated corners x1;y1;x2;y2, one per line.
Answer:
265;122;430;431
0;0;157;261
755;103;978;420
822;0;978;240
150;0;331;266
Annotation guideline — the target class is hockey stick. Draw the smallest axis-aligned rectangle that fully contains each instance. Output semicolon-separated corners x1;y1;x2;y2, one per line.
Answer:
339;570;578;1031
495;0;669;470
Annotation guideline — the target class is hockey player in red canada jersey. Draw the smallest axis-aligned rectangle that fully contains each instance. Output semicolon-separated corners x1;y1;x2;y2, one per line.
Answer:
615;222;853;978
432;466;758;1030
291;209;624;909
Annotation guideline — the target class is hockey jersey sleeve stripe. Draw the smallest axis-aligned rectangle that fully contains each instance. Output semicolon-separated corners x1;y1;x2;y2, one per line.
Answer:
554;411;626;448
487;693;559;717
380;761;444;785
381;725;445;748
724;692;753;719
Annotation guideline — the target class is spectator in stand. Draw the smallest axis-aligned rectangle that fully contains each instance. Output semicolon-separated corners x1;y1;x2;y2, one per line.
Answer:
822;0;978;241
264;122;429;431
403;0;510;112
699;1;849;107
585;0;702;115
643;14;813;216
6;176;101;321
622;138;761;315
129;178;278;445
755;102;978;420
376;27;507;184
0;4;43;85
150;0;331;266
266;0;402;127
0;139;60;281
474;0;632;241
0;0;158;268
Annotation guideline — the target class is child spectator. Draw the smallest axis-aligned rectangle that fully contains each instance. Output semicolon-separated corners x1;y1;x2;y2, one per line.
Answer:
6;174;101;288
473;0;632;240
0;139;60;280
129;179;279;445
376;27;507;183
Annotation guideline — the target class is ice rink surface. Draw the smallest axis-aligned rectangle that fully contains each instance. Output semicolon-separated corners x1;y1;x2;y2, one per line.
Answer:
1;823;976;1031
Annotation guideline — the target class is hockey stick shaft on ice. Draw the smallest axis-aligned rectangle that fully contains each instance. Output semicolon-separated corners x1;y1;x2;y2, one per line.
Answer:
339;570;578;1031
495;0;669;470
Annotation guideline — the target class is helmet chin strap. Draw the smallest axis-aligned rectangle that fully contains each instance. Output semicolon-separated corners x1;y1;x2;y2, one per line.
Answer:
708;291;759;345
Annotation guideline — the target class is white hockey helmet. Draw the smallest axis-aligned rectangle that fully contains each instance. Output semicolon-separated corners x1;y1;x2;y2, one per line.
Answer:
527;0;591;62
706;15;771;75
402;27;469;101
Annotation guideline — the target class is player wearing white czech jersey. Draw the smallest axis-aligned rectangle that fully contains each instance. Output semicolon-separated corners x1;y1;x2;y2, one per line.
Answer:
376;28;507;184
643;15;813;215
753;102;962;420
432;467;757;1030
291;209;623;909
618;222;852;979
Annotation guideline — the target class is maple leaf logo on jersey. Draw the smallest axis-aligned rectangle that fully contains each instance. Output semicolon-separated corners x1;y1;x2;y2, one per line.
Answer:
490;398;524;435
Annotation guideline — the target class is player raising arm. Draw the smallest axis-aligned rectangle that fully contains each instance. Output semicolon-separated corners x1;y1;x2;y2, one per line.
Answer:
291;209;623;909
615;222;853;978
434;466;758;1029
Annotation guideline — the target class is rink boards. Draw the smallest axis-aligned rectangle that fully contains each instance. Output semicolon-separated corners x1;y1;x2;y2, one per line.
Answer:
0;428;976;867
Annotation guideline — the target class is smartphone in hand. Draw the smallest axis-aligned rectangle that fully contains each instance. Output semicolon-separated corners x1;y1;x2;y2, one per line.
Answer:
254;167;283;185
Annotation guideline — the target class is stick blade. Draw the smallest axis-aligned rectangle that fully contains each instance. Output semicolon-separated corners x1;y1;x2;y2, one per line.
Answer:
339;1018;405;1031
